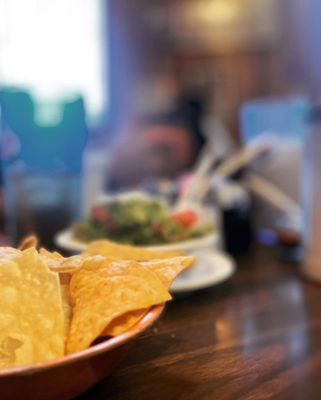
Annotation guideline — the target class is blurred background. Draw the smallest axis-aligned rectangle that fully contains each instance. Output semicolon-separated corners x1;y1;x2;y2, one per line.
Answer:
0;0;321;250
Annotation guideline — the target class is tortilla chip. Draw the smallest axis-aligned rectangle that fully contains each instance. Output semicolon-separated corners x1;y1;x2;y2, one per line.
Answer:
18;235;38;250
83;240;183;261
102;309;148;337
60;284;72;342
59;255;85;273
142;256;195;286
0;248;65;368
66;258;171;353
0;247;21;262
39;248;84;273
39;248;63;267
102;256;194;336
0;337;24;369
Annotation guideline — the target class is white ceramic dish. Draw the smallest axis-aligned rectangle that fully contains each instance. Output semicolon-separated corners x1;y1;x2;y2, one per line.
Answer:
55;228;220;254
171;250;235;293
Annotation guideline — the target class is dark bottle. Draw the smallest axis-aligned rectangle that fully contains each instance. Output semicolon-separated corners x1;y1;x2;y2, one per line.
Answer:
215;180;252;255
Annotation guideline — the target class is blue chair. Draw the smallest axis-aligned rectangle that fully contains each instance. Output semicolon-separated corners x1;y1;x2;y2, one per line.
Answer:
0;88;88;172
0;88;88;245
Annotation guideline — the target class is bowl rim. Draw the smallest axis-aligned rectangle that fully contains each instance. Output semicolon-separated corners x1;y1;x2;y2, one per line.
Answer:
0;304;165;377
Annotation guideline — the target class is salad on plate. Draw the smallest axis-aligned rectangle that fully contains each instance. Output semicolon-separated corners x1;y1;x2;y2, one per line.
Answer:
73;196;214;245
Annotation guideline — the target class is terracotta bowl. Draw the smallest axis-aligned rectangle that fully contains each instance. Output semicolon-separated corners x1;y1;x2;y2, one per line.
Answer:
0;304;164;400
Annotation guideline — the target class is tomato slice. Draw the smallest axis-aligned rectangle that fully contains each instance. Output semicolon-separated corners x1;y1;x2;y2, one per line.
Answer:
91;206;115;229
171;209;198;228
91;206;107;221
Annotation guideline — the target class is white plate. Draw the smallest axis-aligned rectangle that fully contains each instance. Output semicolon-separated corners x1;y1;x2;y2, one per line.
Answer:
171;250;235;293
55;229;220;254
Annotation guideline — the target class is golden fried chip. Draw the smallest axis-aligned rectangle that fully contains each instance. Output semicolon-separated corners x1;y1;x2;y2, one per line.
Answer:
18;235;38;250
59;255;85;273
102;309;147;337
84;239;183;261
39;247;62;259
0;337;24;369
39;248;84;273
142;256;195;286
60;284;72;341
0;247;21;262
39;248;63;268
66;258;171;354
0;248;65;368
102;256;194;336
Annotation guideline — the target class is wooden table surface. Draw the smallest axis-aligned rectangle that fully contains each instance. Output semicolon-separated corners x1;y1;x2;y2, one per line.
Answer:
79;245;321;400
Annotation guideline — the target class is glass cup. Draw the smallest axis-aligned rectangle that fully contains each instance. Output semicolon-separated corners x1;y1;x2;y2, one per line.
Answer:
4;170;81;248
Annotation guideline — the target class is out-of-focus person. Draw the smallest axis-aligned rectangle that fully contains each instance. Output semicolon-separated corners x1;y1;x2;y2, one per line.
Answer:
107;117;196;190
106;76;234;190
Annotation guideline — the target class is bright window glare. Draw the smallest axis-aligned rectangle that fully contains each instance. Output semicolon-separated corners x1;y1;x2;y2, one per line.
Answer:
0;0;106;121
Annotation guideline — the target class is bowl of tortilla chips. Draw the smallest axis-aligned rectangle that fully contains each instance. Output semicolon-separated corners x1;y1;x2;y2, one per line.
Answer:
0;240;194;400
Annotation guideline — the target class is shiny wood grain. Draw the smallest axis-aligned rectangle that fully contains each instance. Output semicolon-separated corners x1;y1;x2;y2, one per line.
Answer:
78;245;321;400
